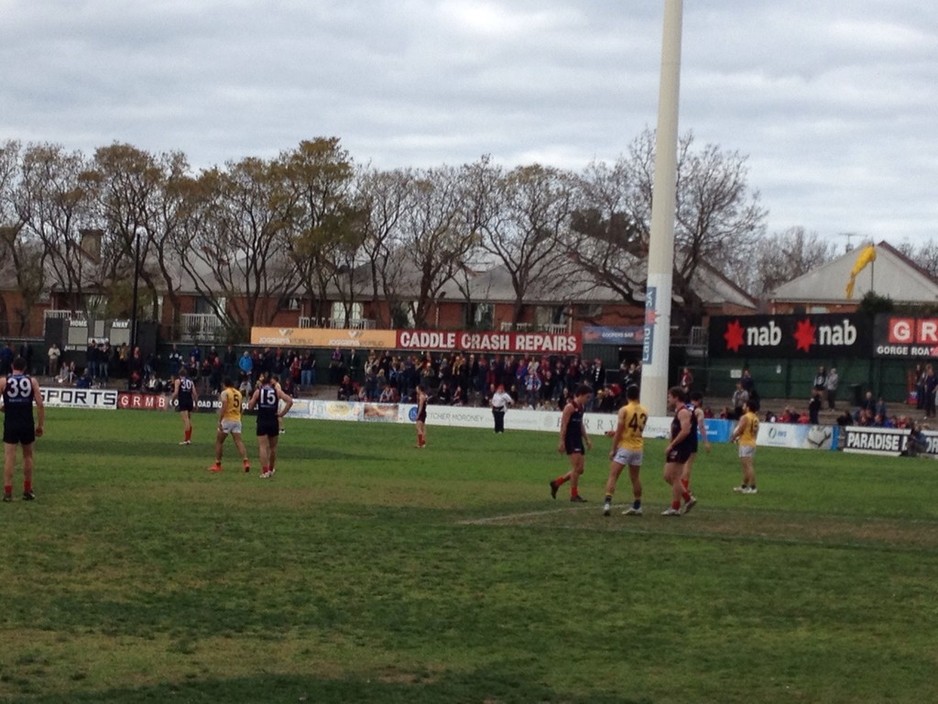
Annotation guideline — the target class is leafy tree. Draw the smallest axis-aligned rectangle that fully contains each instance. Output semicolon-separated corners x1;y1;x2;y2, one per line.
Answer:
281;138;363;325
177;157;301;332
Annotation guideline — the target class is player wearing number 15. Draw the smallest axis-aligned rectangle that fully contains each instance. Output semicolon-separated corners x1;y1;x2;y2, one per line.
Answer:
1;356;45;502
247;374;293;479
602;385;647;517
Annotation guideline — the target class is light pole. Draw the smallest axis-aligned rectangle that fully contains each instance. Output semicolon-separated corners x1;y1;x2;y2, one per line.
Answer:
642;0;684;416
130;227;142;351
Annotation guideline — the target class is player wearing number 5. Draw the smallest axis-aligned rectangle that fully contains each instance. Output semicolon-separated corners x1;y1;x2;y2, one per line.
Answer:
1;356;45;501
602;385;647;516
248;373;293;479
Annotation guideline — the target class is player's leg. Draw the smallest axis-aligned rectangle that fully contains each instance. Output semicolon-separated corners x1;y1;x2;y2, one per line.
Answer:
624;463;643;514
602;461;624;515
21;442;35;499
232;432;250;471
257;435;271;477
742;453;757;492
567;452;586;502
210;428;226;471
3;442;16;501
681;453;696;492
662;462;683;515
267;435;279;476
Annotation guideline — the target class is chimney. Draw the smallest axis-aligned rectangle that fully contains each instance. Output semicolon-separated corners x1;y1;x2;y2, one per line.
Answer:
80;229;103;262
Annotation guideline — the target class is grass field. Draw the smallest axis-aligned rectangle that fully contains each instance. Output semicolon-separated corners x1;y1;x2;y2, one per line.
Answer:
1;408;937;704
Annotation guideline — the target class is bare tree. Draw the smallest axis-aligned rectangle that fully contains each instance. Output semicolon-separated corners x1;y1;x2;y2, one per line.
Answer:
17;143;98;313
475;161;580;325
749;226;839;296
572;129;767;330
358;167;414;328
401;166;477;328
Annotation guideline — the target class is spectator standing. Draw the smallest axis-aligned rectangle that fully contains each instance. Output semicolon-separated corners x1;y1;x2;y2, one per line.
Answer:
825;367;839;410
812;366;827;394
491;383;513;433
47;343;61;377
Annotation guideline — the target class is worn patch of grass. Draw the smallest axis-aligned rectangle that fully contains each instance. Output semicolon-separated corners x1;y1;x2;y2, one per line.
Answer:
0;408;937;703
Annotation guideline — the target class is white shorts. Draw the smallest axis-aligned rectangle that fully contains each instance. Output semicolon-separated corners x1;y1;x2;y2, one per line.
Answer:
612;448;643;467
739;444;756;459
220;419;243;435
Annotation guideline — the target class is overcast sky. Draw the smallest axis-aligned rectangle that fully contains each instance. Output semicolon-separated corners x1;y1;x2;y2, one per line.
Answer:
2;1;936;247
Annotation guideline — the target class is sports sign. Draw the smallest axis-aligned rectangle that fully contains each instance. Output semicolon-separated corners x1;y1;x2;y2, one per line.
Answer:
708;314;871;358
840;426;910;456
40;387;118;409
873;315;938;358
250;327;398;349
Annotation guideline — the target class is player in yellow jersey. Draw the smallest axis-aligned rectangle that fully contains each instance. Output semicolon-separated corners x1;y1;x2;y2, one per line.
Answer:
208;377;251;473
602;385;648;517
730;398;760;494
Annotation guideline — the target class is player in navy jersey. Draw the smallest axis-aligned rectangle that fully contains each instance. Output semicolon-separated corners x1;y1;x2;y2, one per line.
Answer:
171;368;199;445
662;387;697;516
549;384;593;502
414;385;428;448
1;357;45;501
247;373;293;478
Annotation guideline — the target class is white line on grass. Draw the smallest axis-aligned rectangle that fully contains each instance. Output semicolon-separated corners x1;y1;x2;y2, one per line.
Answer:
459;506;590;525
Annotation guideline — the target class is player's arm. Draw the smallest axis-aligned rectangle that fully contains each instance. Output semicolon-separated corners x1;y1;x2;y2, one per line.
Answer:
276;387;293;417
609;410;626;457
32;377;45;436
558;404;572;451
697;408;711;450
217;390;228;425
668;408;692;449
171;378;179;401
246;387;260;410
581;411;592;449
731;414;748;442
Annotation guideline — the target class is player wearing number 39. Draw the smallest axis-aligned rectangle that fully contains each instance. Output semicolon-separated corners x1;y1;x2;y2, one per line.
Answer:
1;356;45;502
248;373;293;479
602;385;647;517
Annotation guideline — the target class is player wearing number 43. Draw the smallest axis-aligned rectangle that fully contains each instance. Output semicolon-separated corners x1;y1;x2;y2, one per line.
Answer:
1;356;45;502
248;373;293;479
602;385;647;517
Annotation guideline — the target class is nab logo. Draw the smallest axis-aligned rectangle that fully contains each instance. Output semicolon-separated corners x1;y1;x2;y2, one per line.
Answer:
723;319;781;352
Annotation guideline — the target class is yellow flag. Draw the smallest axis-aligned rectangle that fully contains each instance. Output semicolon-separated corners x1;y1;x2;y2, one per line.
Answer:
845;244;876;299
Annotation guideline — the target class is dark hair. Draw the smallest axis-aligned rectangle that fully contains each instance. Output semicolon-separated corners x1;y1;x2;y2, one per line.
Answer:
12;356;26;372
223;377;234;388
575;384;593;397
626;384;640;401
668;386;687;402
690;390;703;403
746;397;761;412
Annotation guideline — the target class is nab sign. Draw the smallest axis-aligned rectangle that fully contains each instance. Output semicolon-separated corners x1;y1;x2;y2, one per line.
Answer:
708;314;871;358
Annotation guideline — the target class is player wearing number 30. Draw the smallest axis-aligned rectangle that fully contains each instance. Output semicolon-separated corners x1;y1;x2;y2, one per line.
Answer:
248;374;293;479
1;356;45;502
602;385;647;517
